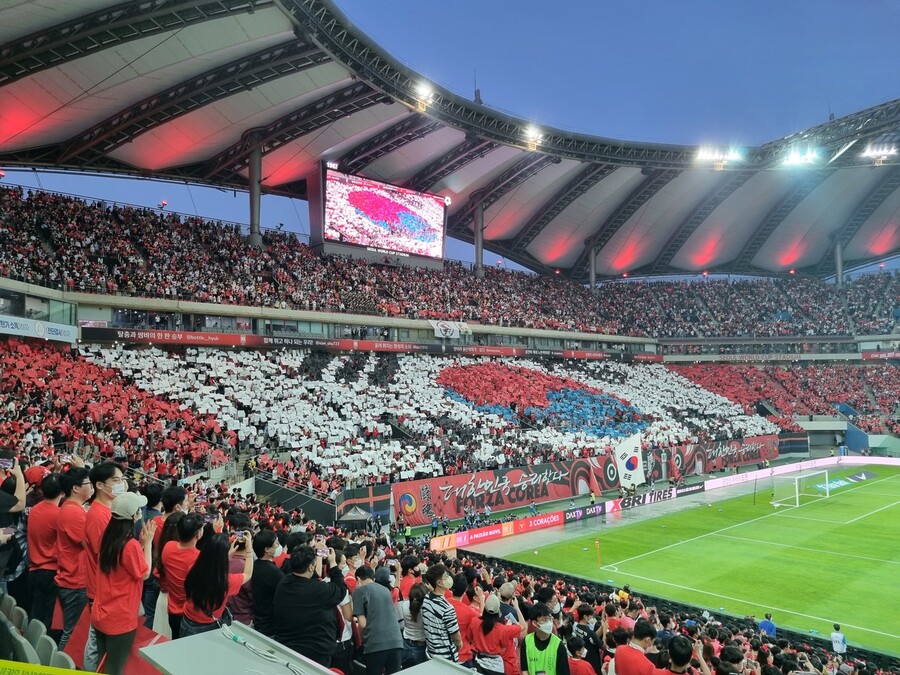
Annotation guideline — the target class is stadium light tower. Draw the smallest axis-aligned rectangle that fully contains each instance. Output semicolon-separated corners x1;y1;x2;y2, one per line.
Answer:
524;125;542;152
414;82;434;112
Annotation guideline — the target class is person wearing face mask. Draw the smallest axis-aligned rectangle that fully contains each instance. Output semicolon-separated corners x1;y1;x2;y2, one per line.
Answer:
91;491;156;675
522;603;570;675
55;467;93;651
422;563;462;662
273;544;347;668
343;543;362;592
567;636;597;675
82;461;126;672
572;605;604;673
250;529;284;638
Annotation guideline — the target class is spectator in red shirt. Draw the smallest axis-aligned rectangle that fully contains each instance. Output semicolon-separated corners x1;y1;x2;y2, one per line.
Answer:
27;472;63;631
55;466;92;650
181;532;253;637
614;619;656;675
466;593;526;675
83;461;125;673
448;573;483;668
91;491;155;675
567;636;597;675
159;512;204;639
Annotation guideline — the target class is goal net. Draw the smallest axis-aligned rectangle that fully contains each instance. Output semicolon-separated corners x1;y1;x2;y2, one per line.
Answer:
770;470;831;508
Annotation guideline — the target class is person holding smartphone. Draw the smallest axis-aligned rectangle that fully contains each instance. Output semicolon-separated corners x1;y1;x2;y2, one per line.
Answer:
272;545;347;668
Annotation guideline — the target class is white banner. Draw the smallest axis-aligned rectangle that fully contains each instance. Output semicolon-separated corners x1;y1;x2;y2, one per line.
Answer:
429;320;470;339
614;433;645;488
0;314;77;344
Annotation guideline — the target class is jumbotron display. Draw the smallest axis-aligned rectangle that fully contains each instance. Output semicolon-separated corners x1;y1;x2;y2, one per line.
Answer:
324;169;447;259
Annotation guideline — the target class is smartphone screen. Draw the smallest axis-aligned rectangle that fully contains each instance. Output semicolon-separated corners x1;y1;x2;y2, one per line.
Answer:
0;459;12;470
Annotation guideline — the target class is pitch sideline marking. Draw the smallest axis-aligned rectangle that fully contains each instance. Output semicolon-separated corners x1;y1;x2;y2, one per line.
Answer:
710;533;900;565
845;500;900;524
598;569;900;640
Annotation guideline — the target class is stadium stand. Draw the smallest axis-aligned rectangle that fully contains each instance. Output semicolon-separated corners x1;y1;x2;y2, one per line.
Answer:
2;186;898;339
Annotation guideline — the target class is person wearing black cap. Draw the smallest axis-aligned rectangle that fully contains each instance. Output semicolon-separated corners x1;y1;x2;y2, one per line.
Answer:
272;544;347;668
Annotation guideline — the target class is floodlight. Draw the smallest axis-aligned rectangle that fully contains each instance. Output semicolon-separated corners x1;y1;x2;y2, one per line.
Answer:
696;148;741;162
524;126;542;142
414;82;434;101
861;144;897;159
783;148;818;165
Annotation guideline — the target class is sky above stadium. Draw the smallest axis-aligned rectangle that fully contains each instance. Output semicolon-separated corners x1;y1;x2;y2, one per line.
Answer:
4;0;900;268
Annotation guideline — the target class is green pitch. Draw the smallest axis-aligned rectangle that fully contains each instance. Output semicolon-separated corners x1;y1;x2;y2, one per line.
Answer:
507;465;900;655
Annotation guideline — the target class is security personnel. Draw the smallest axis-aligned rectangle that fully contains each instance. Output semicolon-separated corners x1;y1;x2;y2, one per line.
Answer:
521;603;569;675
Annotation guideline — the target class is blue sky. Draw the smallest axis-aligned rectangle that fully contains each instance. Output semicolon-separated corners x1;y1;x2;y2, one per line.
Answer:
4;0;900;267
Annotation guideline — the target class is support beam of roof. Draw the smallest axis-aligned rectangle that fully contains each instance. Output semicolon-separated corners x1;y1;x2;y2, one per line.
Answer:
752;98;900;166
815;165;900;275
448;154;556;236
511;163;616;252
282;0;698;168
731;168;836;273
0;0;274;87
200;80;386;180
647;170;755;274
57;39;329;164
570;168;682;281
338;114;442;174
404;138;498;193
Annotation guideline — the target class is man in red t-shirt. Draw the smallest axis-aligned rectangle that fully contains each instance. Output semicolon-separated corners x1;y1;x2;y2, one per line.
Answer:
614;619;656;675
55;467;93;650
447;574;483;667
27;473;63;630
82;462;125;673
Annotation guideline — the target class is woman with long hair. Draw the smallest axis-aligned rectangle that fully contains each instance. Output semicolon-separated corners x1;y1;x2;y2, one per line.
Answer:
466;592;527;675
397;582;428;668
91;492;156;675
180;532;252;637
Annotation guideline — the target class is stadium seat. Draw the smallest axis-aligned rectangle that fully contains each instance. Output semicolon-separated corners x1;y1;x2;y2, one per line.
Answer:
10;605;27;633
0;593;15;619
36;634;56;666
24;617;45;649
51;649;77;669
9;625;40;664
0;613;15;661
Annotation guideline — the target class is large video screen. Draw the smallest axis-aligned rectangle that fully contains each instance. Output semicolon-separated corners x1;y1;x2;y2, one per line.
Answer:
324;169;446;260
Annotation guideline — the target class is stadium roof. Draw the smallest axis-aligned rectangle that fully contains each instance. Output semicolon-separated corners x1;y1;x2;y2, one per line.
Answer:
1;0;899;281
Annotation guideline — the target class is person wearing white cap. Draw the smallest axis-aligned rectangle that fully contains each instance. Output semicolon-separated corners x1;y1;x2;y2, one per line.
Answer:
91;491;156;675
466;592;526;675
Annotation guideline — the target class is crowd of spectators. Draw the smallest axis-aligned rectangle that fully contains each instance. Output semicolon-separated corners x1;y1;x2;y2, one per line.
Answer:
1;186;898;339
0;457;891;674
673;364;900;434
73;345;780;496
0;339;231;482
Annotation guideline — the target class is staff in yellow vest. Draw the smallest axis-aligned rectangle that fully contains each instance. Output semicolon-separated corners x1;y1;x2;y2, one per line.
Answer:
520;603;570;675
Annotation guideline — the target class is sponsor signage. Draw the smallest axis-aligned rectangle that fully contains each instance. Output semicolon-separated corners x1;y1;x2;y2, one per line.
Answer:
606;487;676;513
429;509;565;552
675;483;706;497
80;327;630;361
0;314;77;344
397;435;779;526
563;503;605;522
862;351;900;361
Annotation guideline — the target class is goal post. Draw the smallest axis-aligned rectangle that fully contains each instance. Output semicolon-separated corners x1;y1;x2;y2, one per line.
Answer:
771;470;830;508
